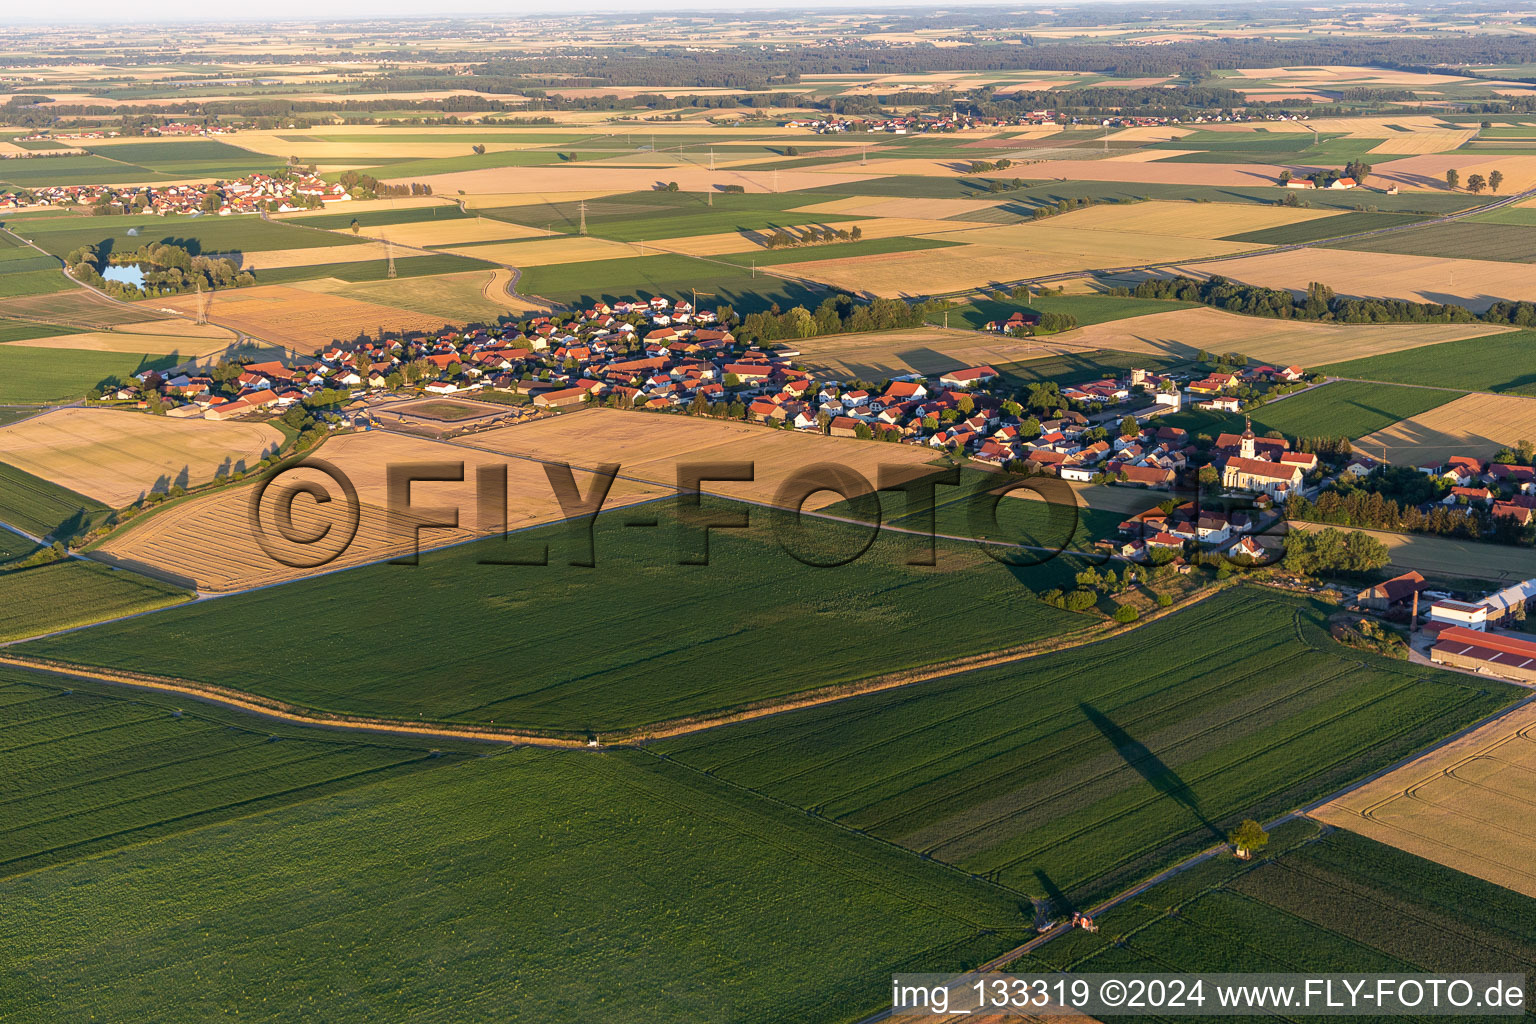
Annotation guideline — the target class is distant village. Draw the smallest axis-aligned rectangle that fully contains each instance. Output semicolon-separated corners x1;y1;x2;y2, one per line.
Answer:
0;171;350;215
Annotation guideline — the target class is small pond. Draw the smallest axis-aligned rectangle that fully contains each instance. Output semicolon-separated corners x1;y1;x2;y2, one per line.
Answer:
102;263;146;287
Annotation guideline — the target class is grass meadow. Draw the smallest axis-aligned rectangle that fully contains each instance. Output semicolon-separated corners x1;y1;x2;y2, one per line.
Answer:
0;461;113;540
654;589;1517;905
26;498;1094;732
1332;221;1536;263
0;743;1032;1024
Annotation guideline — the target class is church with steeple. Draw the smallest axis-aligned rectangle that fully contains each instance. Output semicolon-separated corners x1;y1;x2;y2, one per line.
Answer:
1219;416;1312;502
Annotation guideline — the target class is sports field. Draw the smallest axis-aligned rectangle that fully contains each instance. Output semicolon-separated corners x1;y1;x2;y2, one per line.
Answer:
1023;823;1536;985
654;589;1516;904
0;745;1028;1024
0;408;283;506
1316;698;1536;897
1358;392;1536;465
30;496;1092;730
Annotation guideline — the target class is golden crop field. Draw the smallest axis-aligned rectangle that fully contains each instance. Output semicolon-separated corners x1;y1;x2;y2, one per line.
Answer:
358;218;548;247
778;218;1260;297
1020;200;1341;239
1056;306;1509;366
93;429;667;592
0;407;283;506
791;195;1008;219
1374;153;1536;192
1368;130;1477;155
2;329;234;357
158;284;461;352
1177;249;1536;312
459;406;939;510
791;326;1080;378
212;243;395;271
445;235;640;267
1358;392;1536;466
1314;700;1536;899
646;218;967;257
394;164;884;197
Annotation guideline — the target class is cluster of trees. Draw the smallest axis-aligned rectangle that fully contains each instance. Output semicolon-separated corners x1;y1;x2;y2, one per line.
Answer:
1279;160;1373;190
1133;275;1490;325
336;170;432;199
1445;168;1504;194
1295;435;1354;457
1281;527;1390;575
1285;488;1530;545
733;294;950;344
967;158;1014;173
66;242;253;299
760;224;863;249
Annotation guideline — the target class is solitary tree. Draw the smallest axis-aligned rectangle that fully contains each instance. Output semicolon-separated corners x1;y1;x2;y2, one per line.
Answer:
1445;168;1461;191
1119;414;1139;438
349;219;360;235
1467;173;1487;195
1277;169;1292;185
1229;819;1269;860
1490;169;1505;194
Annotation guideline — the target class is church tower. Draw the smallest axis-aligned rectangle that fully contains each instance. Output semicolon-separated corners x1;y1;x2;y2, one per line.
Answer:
1240;416;1257;460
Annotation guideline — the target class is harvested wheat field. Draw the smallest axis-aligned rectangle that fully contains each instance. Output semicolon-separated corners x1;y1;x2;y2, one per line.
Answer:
1020;200;1341;239
360;218;549;248
2;329;234;357
275;196;456;220
1056;306;1509;366
1314;699;1536;898
93;429;668;592
987;159;1291;187
460;190;630;210
791;195;1008;219
1369;130;1477;155
1175;249;1536;312
782;220;1258;297
396;164;884;197
1374;154;1536;192
213;243;395;271
446;234;640;267
1358;392;1536;466
0;407;282;506
792;326;1079;379
158;284;459;351
460;406;939;510
0;289;176;329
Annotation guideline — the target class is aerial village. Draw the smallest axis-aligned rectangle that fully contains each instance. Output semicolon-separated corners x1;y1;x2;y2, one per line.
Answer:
0;171;352;214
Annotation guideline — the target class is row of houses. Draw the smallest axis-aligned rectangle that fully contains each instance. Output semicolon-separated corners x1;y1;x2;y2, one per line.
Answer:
0;171;350;215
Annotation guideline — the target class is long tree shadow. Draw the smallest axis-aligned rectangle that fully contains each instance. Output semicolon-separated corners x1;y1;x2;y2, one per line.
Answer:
1033;868;1076;922
1079;702;1225;843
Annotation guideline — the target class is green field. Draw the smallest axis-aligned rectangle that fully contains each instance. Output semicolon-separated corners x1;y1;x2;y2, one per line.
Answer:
82;139;279;178
0;267;73;298
0;346;177;404
0;461;112;540
0;154;177;187
1469;207;1536;226
1315;330;1536;394
11;212;367;261
653;589;1516;904
480;190;872;241
0;527;42;566
935;294;1199;331
25;498;1094;732
283;204;470;230
0;742;1031;1024
0;670;444;876
1157;379;1456;440
518;252;828;313
1023;821;1536;1016
1219;210;1430;245
251;251;496;286
1330;221;1536;263
0;560;189;641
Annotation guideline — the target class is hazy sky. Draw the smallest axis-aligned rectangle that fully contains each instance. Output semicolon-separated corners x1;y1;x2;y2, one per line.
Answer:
18;0;1011;24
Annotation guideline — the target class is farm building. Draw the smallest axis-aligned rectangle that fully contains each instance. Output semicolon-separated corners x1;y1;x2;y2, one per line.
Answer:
1428;579;1536;631
1356;570;1428;612
533;387;590;409
1430;626;1536;682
